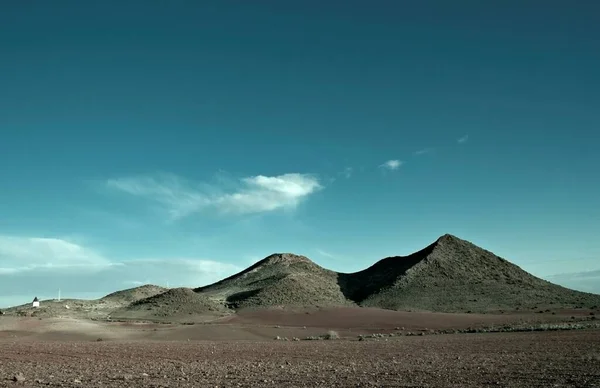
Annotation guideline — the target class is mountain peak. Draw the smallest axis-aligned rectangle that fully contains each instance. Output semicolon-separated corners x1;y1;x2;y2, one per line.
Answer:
195;234;600;313
262;253;314;265
436;233;461;243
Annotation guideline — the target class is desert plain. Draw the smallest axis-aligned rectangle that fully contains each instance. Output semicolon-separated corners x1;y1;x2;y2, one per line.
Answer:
1;235;599;387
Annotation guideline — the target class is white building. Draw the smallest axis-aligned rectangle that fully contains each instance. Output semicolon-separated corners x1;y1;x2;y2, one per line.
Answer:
32;297;40;308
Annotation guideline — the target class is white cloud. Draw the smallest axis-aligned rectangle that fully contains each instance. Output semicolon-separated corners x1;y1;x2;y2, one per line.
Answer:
458;135;469;144
414;148;433;156
545;270;600;294
379;160;403;171
216;174;322;214
316;248;335;259
341;167;353;178
0;235;112;273
0;235;242;307
106;172;322;220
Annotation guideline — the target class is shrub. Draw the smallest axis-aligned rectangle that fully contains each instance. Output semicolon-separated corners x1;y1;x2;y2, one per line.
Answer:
324;331;339;340
303;336;322;341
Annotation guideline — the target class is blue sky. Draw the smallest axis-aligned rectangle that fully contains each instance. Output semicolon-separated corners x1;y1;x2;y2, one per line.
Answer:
1;1;599;307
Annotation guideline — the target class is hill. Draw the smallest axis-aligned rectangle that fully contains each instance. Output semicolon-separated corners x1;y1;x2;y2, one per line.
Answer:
110;288;229;321
101;284;167;303
340;234;600;312
197;234;600;313
195;253;353;309
2;284;168;319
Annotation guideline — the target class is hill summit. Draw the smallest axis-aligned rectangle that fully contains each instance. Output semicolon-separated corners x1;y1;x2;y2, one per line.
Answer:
195;253;352;309
196;234;600;312
110;287;228;321
102;284;167;303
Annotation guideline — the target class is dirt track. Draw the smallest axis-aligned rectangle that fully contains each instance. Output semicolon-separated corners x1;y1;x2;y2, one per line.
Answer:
1;330;599;387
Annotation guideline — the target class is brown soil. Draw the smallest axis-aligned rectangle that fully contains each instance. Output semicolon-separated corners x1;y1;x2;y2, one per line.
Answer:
0;330;598;387
222;306;595;331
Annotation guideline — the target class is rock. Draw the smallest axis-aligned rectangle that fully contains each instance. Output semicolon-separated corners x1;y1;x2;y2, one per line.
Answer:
13;373;25;382
74;379;82;384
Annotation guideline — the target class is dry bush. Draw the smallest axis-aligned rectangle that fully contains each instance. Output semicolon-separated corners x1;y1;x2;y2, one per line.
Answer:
324;330;339;340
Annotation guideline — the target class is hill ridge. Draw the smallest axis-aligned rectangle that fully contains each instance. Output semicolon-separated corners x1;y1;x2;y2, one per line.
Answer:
196;233;600;312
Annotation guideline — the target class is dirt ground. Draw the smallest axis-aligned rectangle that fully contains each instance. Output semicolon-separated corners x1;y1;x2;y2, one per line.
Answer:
1;309;599;387
0;330;598;387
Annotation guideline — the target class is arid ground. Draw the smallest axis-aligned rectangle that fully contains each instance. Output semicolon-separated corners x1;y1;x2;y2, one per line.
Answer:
2;235;600;386
1;309;599;387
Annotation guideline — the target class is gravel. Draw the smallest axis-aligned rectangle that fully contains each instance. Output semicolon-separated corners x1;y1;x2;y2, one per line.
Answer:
1;330;599;387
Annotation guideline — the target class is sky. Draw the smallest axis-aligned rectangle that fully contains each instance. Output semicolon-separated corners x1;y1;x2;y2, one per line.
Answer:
1;1;599;307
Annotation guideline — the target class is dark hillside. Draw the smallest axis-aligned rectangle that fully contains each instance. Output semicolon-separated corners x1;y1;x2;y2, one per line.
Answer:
195;253;352;308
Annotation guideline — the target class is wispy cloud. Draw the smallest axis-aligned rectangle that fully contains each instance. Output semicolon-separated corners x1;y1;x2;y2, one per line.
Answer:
457;135;469;144
545;269;600;294
0;235;242;307
106;172;323;220
0;235;112;273
379;160;403;171
316;248;336;259
414;148;433;156
341;167;353;179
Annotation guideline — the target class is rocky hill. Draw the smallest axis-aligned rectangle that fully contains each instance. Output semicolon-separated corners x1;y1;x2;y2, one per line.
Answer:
101;284;167;304
5;235;597;317
340;234;600;312
2;285;168;319
110;287;229;321
196;234;600;313
195;253;353;309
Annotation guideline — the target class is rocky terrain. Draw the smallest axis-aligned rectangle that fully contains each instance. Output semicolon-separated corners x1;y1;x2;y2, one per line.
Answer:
101;284;167;304
343;234;600;312
4;234;600;319
198;234;600;313
195;253;352;309
3;285;168;320
1;330;598;387
109;287;230;322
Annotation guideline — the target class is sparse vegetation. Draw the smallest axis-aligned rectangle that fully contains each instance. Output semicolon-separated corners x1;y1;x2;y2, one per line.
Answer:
193;235;600;313
3;235;599;325
302;331;341;341
110;288;228;321
195;253;353;309
324;330;339;340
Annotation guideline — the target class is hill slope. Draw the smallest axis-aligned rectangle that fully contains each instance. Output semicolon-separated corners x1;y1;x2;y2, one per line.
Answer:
101;284;167;304
341;234;600;312
195;253;353;309
110;288;229;321
2;285;169;319
197;234;600;313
